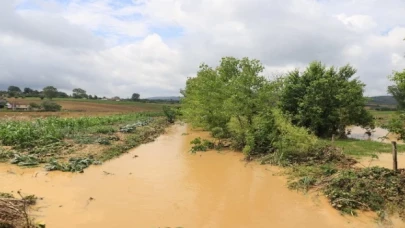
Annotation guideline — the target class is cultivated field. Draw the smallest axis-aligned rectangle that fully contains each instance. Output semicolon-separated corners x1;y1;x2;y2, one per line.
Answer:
0;98;169;119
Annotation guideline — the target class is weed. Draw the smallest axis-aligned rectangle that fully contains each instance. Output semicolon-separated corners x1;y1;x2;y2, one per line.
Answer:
189;137;215;153
10;154;41;167
96;138;111;145
325;167;405;217
45;157;102;173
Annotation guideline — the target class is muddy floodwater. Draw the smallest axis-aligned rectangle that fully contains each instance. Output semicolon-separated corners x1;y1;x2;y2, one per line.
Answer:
347;126;402;143
1;124;403;227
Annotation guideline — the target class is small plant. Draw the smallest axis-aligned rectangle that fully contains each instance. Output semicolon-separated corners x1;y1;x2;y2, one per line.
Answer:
190;137;215;153
74;135;97;144
10;153;40;167
45;157;102;173
97;137;111;145
93;126;116;134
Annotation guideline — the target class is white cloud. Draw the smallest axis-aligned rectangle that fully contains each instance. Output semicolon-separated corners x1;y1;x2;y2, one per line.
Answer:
0;0;405;98
337;14;377;32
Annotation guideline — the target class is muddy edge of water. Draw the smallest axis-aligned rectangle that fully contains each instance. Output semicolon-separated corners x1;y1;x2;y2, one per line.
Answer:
1;124;404;228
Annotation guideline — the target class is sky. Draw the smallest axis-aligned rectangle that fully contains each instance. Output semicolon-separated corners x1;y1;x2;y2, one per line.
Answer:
0;0;404;98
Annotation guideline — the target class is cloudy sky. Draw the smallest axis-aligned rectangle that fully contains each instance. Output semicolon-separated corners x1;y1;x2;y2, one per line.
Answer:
0;0;404;98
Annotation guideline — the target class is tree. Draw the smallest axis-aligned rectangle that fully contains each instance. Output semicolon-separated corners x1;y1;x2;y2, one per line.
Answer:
181;57;312;156
23;87;33;94
57;91;69;98
72;88;87;99
88;95;93;99
280;61;373;138
7;86;21;97
43;86;58;100
8;86;21;93
131;93;140;101
388;69;405;110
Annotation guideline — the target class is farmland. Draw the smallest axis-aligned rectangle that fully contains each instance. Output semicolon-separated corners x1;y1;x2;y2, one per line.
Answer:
0;98;176;173
0;98;169;120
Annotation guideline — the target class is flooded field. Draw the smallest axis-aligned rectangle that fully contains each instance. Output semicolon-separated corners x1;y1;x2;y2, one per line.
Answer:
0;124;402;227
347;126;401;143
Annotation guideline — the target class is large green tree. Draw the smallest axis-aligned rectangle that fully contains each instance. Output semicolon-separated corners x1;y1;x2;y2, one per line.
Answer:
280;61;373;138
43;86;58;100
182;57;315;156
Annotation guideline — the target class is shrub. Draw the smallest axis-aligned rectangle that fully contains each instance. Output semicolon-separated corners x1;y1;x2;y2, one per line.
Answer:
0;100;6;109
41;101;61;112
29;102;41;109
163;106;176;123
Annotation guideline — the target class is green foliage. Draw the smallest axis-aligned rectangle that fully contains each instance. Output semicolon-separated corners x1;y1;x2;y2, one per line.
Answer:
0;113;156;149
8;86;21;93
388;69;405;110
325;167;405;217
29;102;41;109
327;138;405;157
45;157;101;173
10;154;41;167
96;137;111;145
72;88;87;99
162;106;177;123
189;137;215;153
280;61;373;138
0;100;6;109
41;100;62;111
119;119;152;133
131;93;140;101
74;135;97;144
91;126;116;134
386;112;405;140
43;86;58;99
0;149;14;162
182;57;297;157
0;192;14;199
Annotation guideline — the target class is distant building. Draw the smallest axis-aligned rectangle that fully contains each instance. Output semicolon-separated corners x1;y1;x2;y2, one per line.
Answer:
110;96;121;101
7;103;31;111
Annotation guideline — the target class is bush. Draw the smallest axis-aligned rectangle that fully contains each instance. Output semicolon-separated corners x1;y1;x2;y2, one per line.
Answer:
0;100;6;109
41;100;61;112
163;106;177;123
29;102;41;109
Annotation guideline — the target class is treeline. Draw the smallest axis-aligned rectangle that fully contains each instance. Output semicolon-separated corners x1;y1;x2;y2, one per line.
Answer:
0;86;103;100
181;57;374;157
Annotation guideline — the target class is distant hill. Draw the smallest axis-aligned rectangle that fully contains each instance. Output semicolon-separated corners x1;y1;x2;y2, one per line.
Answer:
367;96;397;106
145;96;181;101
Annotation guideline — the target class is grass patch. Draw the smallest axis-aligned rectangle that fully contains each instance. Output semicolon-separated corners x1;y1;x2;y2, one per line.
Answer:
370;110;396;127
321;139;405;157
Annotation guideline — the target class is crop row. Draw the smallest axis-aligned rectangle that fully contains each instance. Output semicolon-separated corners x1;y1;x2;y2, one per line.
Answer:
0;112;162;148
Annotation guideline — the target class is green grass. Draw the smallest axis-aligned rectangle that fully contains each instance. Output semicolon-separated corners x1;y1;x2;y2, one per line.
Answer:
369;110;397;126
322;139;405;157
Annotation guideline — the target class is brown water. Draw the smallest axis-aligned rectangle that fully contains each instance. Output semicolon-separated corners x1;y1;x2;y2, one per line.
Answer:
0;125;402;227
